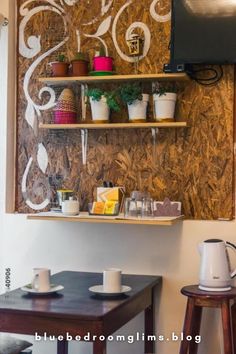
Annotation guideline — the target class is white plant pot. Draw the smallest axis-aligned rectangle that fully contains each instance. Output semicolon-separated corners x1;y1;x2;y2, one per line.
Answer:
90;96;110;123
127;94;149;122
153;92;177;122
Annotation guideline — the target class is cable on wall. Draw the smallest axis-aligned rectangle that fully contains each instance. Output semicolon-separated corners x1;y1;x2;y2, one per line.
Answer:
0;13;8;27
189;65;224;86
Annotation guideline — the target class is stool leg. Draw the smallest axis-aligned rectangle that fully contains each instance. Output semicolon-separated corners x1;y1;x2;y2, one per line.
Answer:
231;302;236;354
93;340;107;354
180;297;197;354
221;300;233;354
57;340;68;354
189;305;202;354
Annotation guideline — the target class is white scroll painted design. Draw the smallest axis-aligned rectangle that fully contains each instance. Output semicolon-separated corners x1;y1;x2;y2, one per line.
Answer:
112;0;151;63
82;0;113;26
20;1;69;131
150;0;171;23
37;143;49;174
22;157;50;210
84;16;112;56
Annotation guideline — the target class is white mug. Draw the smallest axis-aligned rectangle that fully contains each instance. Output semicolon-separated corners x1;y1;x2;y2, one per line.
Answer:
61;198;79;216
32;268;51;292
103;268;121;293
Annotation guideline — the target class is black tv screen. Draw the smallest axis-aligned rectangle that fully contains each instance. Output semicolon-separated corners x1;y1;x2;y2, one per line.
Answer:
171;0;236;64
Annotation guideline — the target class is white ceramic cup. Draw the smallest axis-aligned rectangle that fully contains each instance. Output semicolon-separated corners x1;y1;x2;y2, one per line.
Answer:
32;268;51;292
103;268;121;293
61;198;80;216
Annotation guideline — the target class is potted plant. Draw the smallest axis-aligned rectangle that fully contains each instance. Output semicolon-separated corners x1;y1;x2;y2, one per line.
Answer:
153;83;177;122
118;83;149;122
50;54;69;77
86;88;120;123
92;45;113;73
71;52;89;76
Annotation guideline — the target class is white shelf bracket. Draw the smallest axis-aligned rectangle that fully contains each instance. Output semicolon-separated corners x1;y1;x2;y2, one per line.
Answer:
81;129;88;165
151;127;159;164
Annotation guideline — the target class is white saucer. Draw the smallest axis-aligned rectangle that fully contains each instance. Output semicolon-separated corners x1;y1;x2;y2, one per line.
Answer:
21;284;64;295
89;285;131;296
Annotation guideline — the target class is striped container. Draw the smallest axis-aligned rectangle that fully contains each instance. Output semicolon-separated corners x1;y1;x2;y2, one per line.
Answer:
54;111;77;124
56;101;76;112
54;88;77;124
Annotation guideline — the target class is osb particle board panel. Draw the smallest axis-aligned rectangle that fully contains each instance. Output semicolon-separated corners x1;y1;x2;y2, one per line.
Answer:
16;0;234;219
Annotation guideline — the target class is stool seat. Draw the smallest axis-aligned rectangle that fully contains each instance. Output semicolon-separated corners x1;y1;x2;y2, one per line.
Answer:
181;285;236;300
179;284;236;354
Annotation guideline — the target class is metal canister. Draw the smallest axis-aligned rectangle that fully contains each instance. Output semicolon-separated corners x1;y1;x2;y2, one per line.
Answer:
56;189;74;207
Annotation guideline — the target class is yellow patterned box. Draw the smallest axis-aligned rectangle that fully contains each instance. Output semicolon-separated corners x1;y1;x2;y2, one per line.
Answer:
91;201;105;215
97;187;125;211
104;201;119;215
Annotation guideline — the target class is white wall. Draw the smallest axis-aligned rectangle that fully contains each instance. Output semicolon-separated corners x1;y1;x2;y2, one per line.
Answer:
0;1;235;354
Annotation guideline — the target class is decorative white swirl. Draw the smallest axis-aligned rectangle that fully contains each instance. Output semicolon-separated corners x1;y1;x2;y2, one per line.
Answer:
20;0;65;17
150;0;171;23
84;16;112;55
19;0;71;210
63;0;79;5
23;36;69;130
76;29;81;51
37;143;49;174
102;0;113;16
19;5;65;58
82;0;113;25
112;0;151;62
20;1;69;130
22;157;50;210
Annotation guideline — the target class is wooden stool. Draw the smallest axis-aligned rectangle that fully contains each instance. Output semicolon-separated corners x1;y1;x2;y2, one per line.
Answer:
179;285;236;354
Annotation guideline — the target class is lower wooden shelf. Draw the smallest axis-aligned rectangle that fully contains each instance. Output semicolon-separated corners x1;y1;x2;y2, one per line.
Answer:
27;212;184;226
39;122;187;130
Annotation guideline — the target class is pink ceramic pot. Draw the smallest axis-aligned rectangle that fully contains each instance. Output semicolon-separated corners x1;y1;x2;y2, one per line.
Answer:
54;111;77;124
93;56;113;72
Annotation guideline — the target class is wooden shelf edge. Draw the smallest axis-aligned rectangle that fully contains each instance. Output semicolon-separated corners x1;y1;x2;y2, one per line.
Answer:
39;73;190;84
27;214;184;226
39;122;188;130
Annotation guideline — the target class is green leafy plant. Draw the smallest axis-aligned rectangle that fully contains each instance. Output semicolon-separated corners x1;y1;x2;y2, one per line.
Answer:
57;54;66;62
104;91;120;112
86;88;120;112
118;83;143;105
74;51;89;61
153;82;177;96
86;88;103;101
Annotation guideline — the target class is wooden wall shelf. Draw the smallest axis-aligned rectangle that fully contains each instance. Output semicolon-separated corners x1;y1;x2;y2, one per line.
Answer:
27;212;184;226
39;122;188;130
39;73;190;85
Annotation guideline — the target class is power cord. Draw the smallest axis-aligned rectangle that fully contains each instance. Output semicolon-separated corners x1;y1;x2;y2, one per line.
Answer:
189;65;223;85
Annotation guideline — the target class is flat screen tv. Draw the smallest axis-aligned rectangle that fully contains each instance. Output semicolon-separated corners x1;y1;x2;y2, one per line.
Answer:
170;0;236;64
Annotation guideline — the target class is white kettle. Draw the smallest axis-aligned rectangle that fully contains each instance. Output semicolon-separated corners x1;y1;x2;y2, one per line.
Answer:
198;238;236;291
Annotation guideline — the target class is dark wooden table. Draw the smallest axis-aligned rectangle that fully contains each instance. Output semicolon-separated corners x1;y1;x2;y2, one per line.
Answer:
0;271;161;354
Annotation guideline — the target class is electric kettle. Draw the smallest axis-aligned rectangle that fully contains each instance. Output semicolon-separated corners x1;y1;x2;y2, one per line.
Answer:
198;239;236;291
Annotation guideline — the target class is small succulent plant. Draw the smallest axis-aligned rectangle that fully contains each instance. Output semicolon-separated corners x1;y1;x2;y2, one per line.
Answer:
57;54;66;62
118;83;143;105
86;88;120;112
74;52;89;61
153;82;177;96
